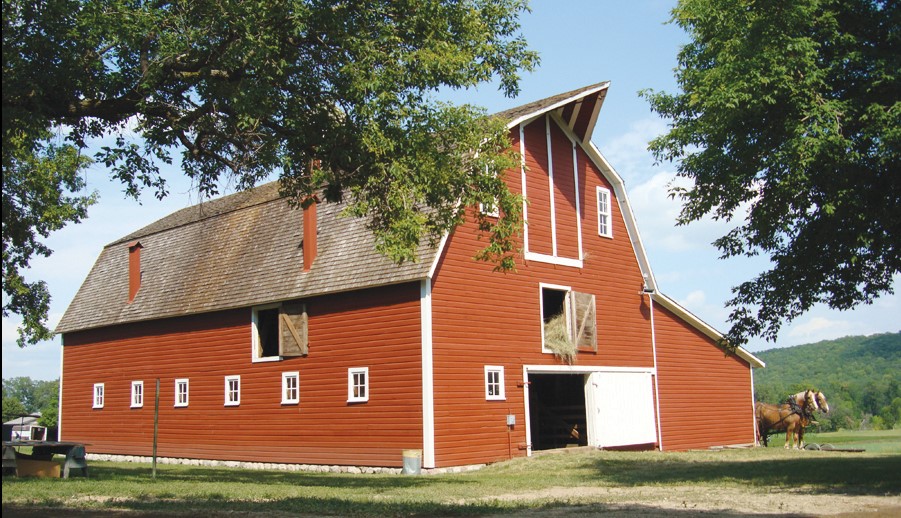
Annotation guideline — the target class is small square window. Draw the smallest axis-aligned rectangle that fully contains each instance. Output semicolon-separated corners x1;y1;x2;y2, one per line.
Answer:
485;366;505;400
131;381;144;408
225;375;241;406
282;372;300;405
597;187;612;238
175;378;189;407
348;367;369;403
93;383;105;409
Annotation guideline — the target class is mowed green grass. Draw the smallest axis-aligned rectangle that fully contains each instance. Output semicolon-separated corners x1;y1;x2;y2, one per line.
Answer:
3;430;900;517
763;428;901;453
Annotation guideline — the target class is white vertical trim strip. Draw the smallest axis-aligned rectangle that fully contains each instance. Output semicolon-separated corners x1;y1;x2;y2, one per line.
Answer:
751;365;759;446
420;279;436;468
58;339;64;440
522;365;532;457
520;124;530;253
545;115;557;256
571;139;583;261
648;294;664;451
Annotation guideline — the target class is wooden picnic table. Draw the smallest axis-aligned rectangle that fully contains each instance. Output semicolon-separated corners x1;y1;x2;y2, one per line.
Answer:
2;440;89;478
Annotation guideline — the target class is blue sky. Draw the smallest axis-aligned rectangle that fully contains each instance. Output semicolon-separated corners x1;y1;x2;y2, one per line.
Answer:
3;0;898;381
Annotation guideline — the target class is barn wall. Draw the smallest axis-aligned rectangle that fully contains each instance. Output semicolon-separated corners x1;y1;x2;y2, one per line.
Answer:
61;283;423;467
429;115;654;467
652;302;756;450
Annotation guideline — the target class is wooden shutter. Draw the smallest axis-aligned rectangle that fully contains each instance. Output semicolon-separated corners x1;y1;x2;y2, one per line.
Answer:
279;302;308;356
571;291;597;351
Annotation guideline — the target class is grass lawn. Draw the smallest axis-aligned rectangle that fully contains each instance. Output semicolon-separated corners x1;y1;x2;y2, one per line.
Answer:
3;430;900;516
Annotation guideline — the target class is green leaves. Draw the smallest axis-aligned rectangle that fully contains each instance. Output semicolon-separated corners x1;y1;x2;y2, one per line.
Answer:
2;131;96;346
3;0;537;345
645;0;900;346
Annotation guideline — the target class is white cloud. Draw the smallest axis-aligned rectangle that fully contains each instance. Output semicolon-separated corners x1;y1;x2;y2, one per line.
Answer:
680;290;707;308
787;317;848;339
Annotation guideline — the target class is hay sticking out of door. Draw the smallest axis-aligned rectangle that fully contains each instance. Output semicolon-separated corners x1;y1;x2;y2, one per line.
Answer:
544;312;576;364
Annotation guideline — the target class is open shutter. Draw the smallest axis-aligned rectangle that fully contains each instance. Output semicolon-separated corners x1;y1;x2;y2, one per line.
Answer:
279;302;308;356
571;291;597;351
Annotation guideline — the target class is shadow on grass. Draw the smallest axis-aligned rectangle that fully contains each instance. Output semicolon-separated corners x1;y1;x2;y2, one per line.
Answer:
585;454;901;496
1;499;808;517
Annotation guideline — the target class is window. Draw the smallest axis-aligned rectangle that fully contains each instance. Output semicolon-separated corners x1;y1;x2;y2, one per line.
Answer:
348;367;369;403
93;383;104;409
224;375;240;406
252;302;308;361
485;366;505;400
282;372;300;405
540;284;597;361
479;201;500;218
597;187;612;238
175;378;189;407
131;381;144;408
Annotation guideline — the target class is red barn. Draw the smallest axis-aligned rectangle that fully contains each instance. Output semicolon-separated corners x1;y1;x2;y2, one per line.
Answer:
56;83;764;470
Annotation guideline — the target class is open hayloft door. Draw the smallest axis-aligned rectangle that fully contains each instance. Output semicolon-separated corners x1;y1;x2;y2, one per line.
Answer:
585;371;657;449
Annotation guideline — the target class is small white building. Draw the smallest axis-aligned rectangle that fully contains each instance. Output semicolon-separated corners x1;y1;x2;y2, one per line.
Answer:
3;413;46;441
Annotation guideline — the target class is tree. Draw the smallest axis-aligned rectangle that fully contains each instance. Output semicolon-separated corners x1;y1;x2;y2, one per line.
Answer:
643;0;900;347
3;134;96;346
3;0;538;346
2;395;27;423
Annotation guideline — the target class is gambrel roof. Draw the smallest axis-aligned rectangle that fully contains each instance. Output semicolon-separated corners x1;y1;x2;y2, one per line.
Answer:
56;182;435;333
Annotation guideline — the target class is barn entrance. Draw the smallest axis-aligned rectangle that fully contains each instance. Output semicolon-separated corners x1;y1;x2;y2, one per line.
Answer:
528;373;588;451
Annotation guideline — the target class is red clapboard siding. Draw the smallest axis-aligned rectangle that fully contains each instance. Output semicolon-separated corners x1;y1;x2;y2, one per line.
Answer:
61;283;423;467
521;119;554;256
653;303;755;451
550;121;580;260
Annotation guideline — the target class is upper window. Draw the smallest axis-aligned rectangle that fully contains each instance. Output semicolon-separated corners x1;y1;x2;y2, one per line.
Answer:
485;366;505;400
175;378;189;407
225;375;240;406
348;367;369;403
93;383;105;409
252;302;308;361
282;371;300;405
540;284;598;362
131;381;144;408
597;187;612;238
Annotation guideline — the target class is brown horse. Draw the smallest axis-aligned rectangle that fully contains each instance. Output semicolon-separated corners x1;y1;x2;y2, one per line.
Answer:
756;389;819;449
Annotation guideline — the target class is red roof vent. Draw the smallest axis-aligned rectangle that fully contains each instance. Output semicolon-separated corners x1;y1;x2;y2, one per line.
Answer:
303;197;318;272
127;241;143;303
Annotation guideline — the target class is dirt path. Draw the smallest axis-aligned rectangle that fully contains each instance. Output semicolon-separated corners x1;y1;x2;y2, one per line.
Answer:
486;485;901;516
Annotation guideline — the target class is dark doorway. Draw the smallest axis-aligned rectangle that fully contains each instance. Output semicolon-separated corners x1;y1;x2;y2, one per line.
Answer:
529;373;588;451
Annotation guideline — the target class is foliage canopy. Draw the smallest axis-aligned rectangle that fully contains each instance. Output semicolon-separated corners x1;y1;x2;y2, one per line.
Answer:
2;0;539;345
643;0;900;347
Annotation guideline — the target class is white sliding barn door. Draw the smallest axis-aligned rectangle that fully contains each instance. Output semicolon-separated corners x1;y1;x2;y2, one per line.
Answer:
585;371;657;448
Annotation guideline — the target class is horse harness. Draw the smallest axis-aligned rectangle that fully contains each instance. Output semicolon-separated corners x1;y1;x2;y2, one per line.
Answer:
760;395;814;439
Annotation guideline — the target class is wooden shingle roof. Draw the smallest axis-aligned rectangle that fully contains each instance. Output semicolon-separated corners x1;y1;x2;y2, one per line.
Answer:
56;182;435;333
56;83;612;334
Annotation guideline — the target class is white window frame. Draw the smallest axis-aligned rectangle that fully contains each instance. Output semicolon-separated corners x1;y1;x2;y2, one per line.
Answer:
348;367;369;403
224;375;241;406
282;371;300;405
175;378;189;407
93;383;105;409
485;366;506;400
597;186;612;238
131;381;144;408
251;303;282;362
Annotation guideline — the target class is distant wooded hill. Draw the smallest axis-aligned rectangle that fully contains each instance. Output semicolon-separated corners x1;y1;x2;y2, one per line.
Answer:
754;331;900;431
